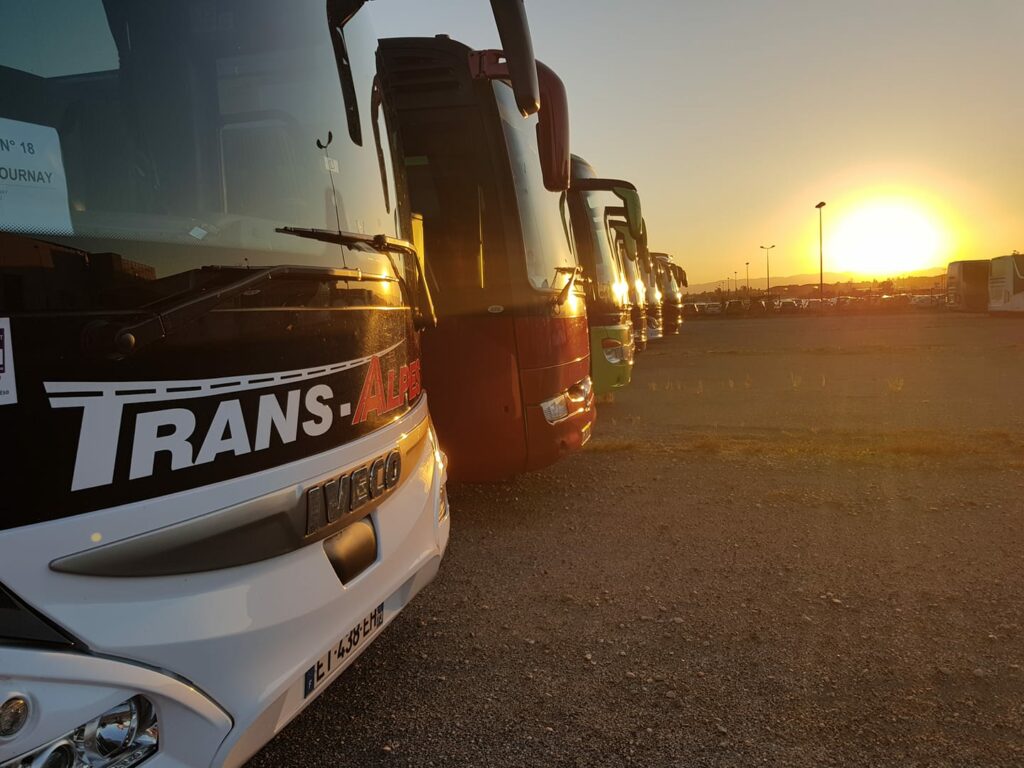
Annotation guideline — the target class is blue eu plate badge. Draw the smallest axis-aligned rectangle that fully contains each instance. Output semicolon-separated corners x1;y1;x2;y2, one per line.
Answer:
0;318;16;405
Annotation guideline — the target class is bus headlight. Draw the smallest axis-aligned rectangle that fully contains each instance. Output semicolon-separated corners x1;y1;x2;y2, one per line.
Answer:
566;377;592;404
27;740;75;768
601;338;626;365
540;378;591;424
0;696;157;768
0;697;29;739
539;393;570;423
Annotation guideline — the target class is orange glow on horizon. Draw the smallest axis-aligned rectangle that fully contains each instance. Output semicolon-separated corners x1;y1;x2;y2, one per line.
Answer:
789;166;973;280
823;197;954;277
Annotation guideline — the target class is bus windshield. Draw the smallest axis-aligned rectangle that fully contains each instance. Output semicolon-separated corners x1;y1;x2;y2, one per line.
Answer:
572;189;627;308
0;0;406;314
657;260;680;297
616;237;642;300
493;81;577;293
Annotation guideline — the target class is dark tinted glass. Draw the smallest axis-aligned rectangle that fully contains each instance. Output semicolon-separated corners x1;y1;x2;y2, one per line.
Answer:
0;0;406;314
570;190;626;308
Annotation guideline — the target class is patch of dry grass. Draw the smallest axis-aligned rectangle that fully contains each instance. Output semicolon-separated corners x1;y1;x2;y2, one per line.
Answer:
763;488;805;503
880;437;963;457
685;435;723;454
585;438;643;454
592;427;1024;469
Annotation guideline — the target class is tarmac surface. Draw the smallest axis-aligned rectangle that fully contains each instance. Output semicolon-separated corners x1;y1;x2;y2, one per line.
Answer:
251;312;1024;767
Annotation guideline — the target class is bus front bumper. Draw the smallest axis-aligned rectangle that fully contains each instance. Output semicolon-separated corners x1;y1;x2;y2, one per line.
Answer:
589;325;634;395
663;304;683;335
0;402;449;768
524;377;596;472
646;307;664;341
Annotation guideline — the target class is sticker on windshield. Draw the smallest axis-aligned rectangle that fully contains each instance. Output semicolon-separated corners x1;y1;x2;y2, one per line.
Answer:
0;318;17;406
0;117;73;235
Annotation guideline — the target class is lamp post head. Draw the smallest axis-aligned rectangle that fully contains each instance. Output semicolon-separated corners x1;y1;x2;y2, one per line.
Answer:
816;201;826;209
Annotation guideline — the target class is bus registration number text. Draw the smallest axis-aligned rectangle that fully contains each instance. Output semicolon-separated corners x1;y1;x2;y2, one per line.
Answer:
303;603;385;698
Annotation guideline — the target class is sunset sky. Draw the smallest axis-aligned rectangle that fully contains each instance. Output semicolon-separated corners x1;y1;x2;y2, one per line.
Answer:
373;0;1023;284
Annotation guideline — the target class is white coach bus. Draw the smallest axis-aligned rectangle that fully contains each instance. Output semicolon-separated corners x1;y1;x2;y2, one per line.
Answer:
988;253;1024;315
0;1;538;766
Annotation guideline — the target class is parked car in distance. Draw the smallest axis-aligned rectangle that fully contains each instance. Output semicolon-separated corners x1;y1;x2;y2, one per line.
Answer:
703;302;723;316
682;302;701;319
725;299;746;317
779;299;800;314
747;299;768;316
910;294;943;309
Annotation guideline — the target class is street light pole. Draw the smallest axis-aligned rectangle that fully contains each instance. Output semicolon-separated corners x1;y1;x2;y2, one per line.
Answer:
760;244;775;303
745;262;749;296
816;202;826;305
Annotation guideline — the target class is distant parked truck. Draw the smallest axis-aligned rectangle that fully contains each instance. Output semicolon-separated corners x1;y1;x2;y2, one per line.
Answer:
988;253;1024;315
947;259;990;311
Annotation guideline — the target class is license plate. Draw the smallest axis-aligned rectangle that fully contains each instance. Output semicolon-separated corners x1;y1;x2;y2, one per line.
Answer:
303;603;384;698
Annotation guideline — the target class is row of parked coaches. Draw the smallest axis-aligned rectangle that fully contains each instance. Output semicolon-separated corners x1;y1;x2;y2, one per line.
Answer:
684;293;949;318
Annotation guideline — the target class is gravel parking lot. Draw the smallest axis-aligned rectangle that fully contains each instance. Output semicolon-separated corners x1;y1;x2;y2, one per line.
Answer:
251;312;1024;767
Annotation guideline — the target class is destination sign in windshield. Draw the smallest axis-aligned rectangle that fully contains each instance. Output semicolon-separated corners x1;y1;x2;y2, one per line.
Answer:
0;117;72;235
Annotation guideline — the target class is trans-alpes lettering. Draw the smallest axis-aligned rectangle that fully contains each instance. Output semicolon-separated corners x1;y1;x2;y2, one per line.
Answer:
52;355;421;491
353;356;422;424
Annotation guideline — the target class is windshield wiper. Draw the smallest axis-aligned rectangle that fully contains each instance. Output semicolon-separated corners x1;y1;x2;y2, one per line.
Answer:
276;226;436;330
83;226;437;358
275;226;417;257
553;265;585;307
83;264;400;358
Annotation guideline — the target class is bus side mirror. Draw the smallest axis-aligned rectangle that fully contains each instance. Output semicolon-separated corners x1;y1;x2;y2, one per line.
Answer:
535;61;570;192
489;0;540;116
470;52;570;192
638;217;651;264
613;187;643;242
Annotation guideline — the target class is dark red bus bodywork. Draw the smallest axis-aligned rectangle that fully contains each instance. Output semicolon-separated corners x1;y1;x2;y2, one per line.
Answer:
380;36;594;482
421;308;591;481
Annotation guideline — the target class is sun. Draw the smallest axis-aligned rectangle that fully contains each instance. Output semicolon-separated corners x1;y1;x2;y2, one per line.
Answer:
826;199;951;277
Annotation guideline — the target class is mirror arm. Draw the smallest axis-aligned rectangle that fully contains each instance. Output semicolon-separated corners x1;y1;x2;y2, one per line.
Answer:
553;266;581;307
470;51;569;192
569;178;637;193
488;0;540;115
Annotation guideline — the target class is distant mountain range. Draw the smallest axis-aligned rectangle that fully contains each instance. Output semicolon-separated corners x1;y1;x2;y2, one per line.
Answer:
683;267;946;295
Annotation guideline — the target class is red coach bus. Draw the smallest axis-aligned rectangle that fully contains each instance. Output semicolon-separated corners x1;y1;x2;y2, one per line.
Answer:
378;36;594;481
